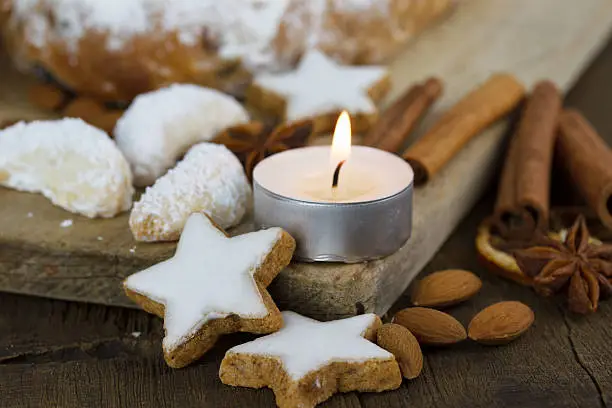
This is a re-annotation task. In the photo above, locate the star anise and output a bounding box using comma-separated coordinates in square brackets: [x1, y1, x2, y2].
[514, 215, 612, 314]
[213, 119, 314, 181]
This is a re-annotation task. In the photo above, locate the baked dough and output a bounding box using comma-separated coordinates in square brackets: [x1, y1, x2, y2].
[0, 0, 455, 101]
[129, 143, 252, 242]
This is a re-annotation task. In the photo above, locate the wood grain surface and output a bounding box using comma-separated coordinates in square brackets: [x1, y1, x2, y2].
[1, 35, 612, 407]
[2, 0, 612, 321]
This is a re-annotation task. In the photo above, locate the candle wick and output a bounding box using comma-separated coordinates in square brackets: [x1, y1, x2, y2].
[332, 160, 346, 188]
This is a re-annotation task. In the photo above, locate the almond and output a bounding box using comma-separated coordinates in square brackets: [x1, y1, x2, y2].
[468, 301, 534, 345]
[411, 269, 482, 308]
[377, 323, 423, 379]
[393, 307, 466, 345]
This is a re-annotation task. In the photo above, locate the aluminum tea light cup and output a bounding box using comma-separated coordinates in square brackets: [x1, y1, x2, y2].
[252, 112, 414, 263]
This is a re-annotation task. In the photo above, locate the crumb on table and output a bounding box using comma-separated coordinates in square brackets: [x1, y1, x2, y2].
[60, 219, 73, 228]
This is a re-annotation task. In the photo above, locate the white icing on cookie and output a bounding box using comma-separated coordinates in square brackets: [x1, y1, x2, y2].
[254, 50, 387, 121]
[114, 84, 249, 186]
[124, 213, 283, 352]
[130, 143, 251, 241]
[225, 311, 394, 380]
[0, 119, 133, 218]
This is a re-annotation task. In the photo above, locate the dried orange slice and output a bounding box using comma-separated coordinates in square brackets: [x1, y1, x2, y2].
[475, 220, 533, 286]
[477, 213, 602, 287]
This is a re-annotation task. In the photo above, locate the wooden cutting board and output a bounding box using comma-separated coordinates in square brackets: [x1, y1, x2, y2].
[1, 0, 612, 320]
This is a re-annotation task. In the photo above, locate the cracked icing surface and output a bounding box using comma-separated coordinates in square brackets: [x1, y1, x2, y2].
[129, 143, 251, 241]
[0, 118, 133, 218]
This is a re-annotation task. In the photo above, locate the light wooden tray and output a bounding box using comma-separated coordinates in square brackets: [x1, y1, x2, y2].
[1, 0, 612, 320]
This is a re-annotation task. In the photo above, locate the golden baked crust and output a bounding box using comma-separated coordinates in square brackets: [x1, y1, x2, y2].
[1, 0, 455, 101]
[221, 355, 401, 408]
[220, 314, 402, 408]
[284, 0, 455, 65]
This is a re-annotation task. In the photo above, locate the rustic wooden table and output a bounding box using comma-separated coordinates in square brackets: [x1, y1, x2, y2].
[2, 37, 612, 408]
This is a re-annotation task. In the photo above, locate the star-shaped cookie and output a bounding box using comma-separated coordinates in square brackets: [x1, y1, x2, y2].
[123, 213, 295, 368]
[246, 50, 390, 134]
[220, 311, 402, 408]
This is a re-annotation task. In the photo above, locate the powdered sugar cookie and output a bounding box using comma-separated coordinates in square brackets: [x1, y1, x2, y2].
[114, 84, 249, 186]
[0, 119, 133, 218]
[220, 311, 402, 408]
[124, 212, 296, 368]
[3, 0, 454, 100]
[130, 143, 251, 242]
[246, 50, 390, 135]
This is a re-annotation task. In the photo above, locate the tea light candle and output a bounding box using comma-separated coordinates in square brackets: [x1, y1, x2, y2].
[253, 112, 414, 262]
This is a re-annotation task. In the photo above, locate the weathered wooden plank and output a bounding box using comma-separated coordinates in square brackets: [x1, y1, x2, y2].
[0, 200, 609, 408]
[2, 0, 612, 321]
[0, 294, 159, 363]
[371, 197, 608, 408]
[549, 47, 612, 408]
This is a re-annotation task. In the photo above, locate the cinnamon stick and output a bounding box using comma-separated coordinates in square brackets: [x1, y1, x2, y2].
[492, 81, 562, 240]
[363, 77, 443, 152]
[557, 109, 612, 230]
[402, 73, 525, 185]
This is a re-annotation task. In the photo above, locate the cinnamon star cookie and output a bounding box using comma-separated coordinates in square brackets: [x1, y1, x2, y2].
[246, 50, 390, 134]
[123, 213, 295, 368]
[220, 311, 402, 408]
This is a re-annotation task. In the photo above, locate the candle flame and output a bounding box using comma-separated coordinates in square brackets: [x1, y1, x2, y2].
[330, 111, 352, 165]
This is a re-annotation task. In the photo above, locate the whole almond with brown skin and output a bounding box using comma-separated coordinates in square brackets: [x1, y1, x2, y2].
[393, 307, 466, 345]
[377, 323, 423, 379]
[468, 301, 534, 345]
[412, 269, 482, 308]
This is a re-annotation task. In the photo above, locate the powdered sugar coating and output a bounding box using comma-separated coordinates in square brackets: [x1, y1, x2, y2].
[114, 84, 249, 186]
[254, 50, 387, 121]
[329, 0, 388, 11]
[0, 119, 133, 218]
[225, 311, 394, 380]
[9, 0, 293, 71]
[125, 213, 283, 351]
[7, 0, 423, 73]
[130, 143, 251, 242]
